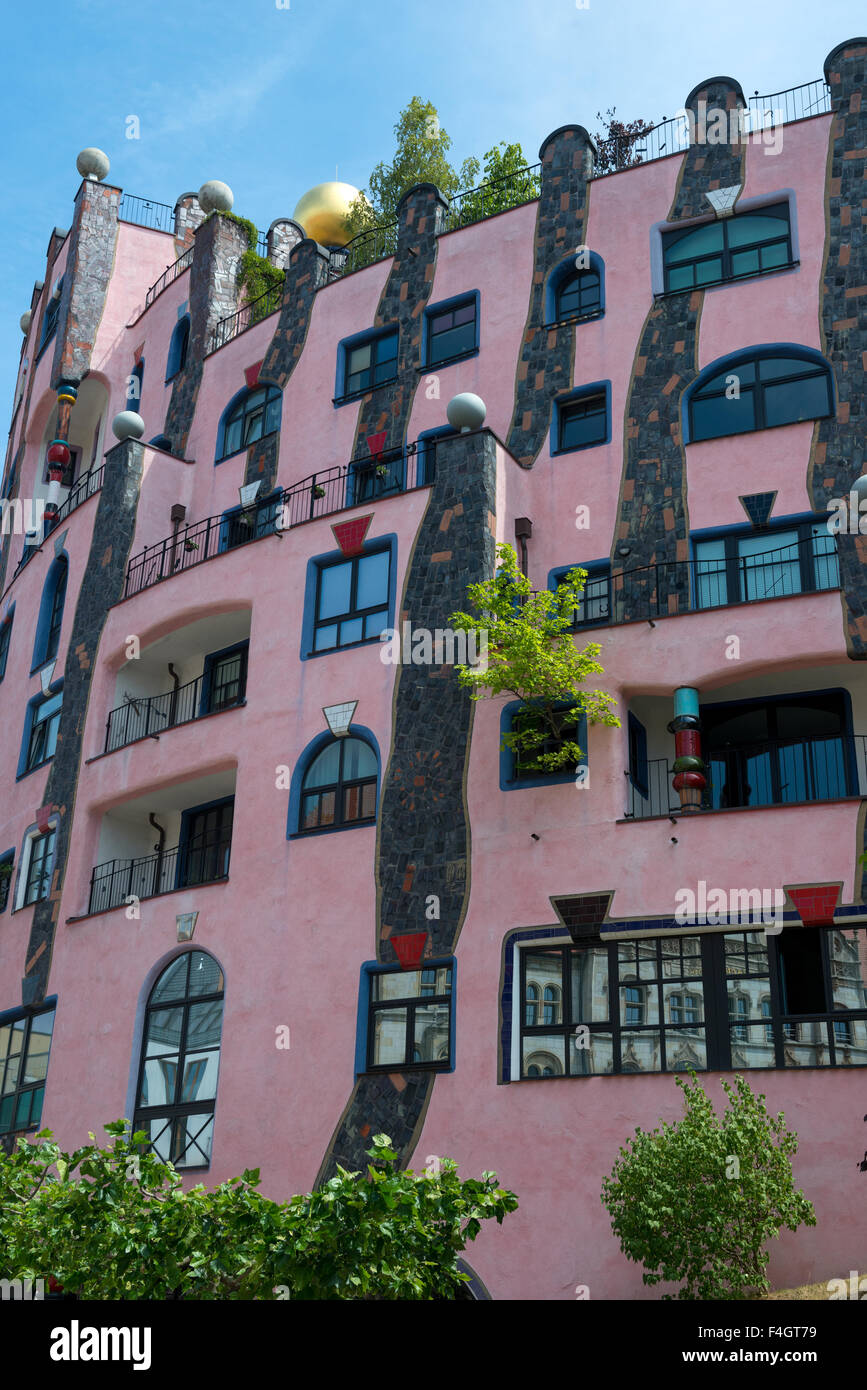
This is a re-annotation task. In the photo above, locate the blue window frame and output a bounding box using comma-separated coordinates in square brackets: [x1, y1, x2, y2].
[176, 797, 234, 890]
[38, 282, 62, 356]
[545, 252, 605, 326]
[415, 426, 455, 488]
[199, 642, 248, 716]
[693, 517, 839, 610]
[218, 492, 282, 552]
[23, 829, 55, 906]
[149, 435, 173, 452]
[0, 1003, 56, 1136]
[0, 850, 14, 914]
[550, 561, 612, 628]
[663, 202, 792, 293]
[336, 327, 399, 402]
[552, 383, 611, 455]
[216, 385, 282, 462]
[306, 545, 393, 655]
[126, 361, 143, 413]
[0, 613, 12, 681]
[685, 348, 833, 444]
[297, 735, 378, 833]
[627, 712, 648, 798]
[499, 699, 588, 790]
[24, 689, 62, 773]
[166, 316, 190, 381]
[422, 292, 480, 369]
[32, 554, 68, 670]
[355, 958, 456, 1076]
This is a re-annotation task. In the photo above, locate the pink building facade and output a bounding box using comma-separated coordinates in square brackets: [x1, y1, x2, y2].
[1, 38, 866, 1299]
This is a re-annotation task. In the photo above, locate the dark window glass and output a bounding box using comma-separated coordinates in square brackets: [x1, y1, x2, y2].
[313, 549, 390, 652]
[558, 393, 607, 451]
[555, 270, 601, 321]
[345, 330, 398, 396]
[44, 559, 67, 663]
[663, 203, 791, 293]
[205, 646, 247, 713]
[180, 801, 233, 888]
[512, 708, 580, 781]
[126, 362, 144, 413]
[26, 691, 62, 771]
[694, 521, 839, 611]
[299, 736, 377, 833]
[557, 568, 611, 627]
[134, 951, 224, 1169]
[427, 299, 476, 366]
[0, 1007, 55, 1136]
[367, 965, 452, 1070]
[218, 386, 282, 461]
[39, 283, 63, 351]
[689, 353, 832, 443]
[220, 493, 282, 552]
[349, 448, 405, 504]
[167, 318, 190, 380]
[0, 618, 11, 681]
[24, 830, 55, 906]
[0, 855, 13, 913]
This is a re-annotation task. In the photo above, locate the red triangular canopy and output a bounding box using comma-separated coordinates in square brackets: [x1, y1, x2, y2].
[332, 515, 373, 557]
[786, 883, 841, 927]
[366, 431, 387, 459]
[244, 360, 264, 390]
[391, 933, 428, 970]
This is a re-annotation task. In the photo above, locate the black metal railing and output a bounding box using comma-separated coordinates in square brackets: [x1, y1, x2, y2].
[11, 469, 104, 579]
[747, 79, 831, 127]
[627, 732, 867, 820]
[104, 669, 246, 753]
[145, 248, 193, 308]
[123, 439, 432, 598]
[328, 222, 399, 280]
[444, 164, 542, 233]
[208, 281, 284, 353]
[88, 830, 232, 915]
[118, 194, 175, 233]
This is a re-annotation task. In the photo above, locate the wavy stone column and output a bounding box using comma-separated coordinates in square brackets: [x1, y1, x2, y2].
[610, 78, 747, 620]
[22, 439, 145, 1005]
[51, 179, 120, 391]
[506, 126, 594, 468]
[350, 183, 449, 459]
[810, 39, 867, 660]
[317, 428, 497, 1182]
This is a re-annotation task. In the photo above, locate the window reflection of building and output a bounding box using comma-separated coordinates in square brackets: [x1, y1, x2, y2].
[369, 966, 452, 1070]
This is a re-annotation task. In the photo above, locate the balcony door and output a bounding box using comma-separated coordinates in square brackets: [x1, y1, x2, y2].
[702, 692, 852, 810]
[178, 798, 234, 888]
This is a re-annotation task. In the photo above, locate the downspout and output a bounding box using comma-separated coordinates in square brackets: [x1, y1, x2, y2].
[167, 663, 181, 728]
[149, 813, 166, 896]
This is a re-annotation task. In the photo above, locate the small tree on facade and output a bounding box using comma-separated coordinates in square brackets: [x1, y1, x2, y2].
[449, 543, 619, 775]
[600, 1072, 817, 1300]
[593, 107, 654, 175]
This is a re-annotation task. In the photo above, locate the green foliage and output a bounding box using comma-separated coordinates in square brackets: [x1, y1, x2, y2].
[0, 1122, 517, 1300]
[449, 543, 619, 774]
[452, 142, 537, 225]
[600, 1072, 817, 1300]
[592, 108, 655, 175]
[207, 211, 285, 321]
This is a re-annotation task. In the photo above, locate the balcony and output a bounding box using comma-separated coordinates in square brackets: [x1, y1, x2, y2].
[104, 663, 246, 753]
[88, 829, 232, 915]
[123, 440, 432, 600]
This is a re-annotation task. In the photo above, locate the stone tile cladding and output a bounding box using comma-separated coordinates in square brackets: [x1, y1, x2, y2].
[610, 80, 746, 620]
[51, 181, 121, 390]
[317, 429, 497, 1181]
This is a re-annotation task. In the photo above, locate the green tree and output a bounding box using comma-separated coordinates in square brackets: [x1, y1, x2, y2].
[0, 1123, 517, 1300]
[450, 141, 537, 228]
[449, 542, 619, 775]
[600, 1072, 816, 1300]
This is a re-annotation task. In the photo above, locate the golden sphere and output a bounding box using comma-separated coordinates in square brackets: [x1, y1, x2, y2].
[292, 182, 365, 247]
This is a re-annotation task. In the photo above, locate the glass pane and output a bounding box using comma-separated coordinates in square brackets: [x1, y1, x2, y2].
[738, 529, 800, 601]
[664, 983, 705, 1024]
[691, 390, 756, 441]
[243, 411, 264, 445]
[775, 1022, 832, 1068]
[349, 343, 371, 373]
[430, 322, 475, 362]
[560, 399, 606, 450]
[14, 1091, 33, 1129]
[145, 1007, 183, 1055]
[374, 972, 421, 1001]
[763, 374, 830, 428]
[620, 1029, 661, 1073]
[522, 1034, 566, 1077]
[305, 742, 341, 788]
[364, 608, 389, 639]
[318, 562, 352, 620]
[264, 397, 282, 434]
[343, 783, 371, 821]
[140, 1056, 178, 1106]
[377, 332, 398, 362]
[356, 551, 389, 609]
[224, 419, 242, 456]
[728, 212, 789, 247]
[372, 1009, 407, 1065]
[665, 223, 724, 263]
[453, 303, 476, 326]
[36, 693, 62, 723]
[187, 1000, 223, 1051]
[0, 1026, 9, 1063]
[731, 248, 760, 277]
[23, 1016, 53, 1084]
[339, 617, 363, 646]
[830, 930, 867, 1010]
[174, 1113, 214, 1168]
[834, 1018, 867, 1064]
[180, 1052, 219, 1102]
[342, 738, 377, 779]
[189, 952, 223, 996]
[620, 984, 659, 1025]
[361, 781, 377, 818]
[667, 264, 693, 291]
[2, 1055, 21, 1095]
[665, 1031, 707, 1070]
[695, 257, 723, 285]
[152, 956, 189, 1003]
[413, 1005, 450, 1062]
[570, 1031, 614, 1075]
[760, 241, 789, 269]
[726, 982, 766, 1022]
[314, 623, 338, 651]
[694, 538, 727, 608]
[568, 948, 609, 1022]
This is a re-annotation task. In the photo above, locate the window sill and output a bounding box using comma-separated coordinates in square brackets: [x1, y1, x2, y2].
[544, 310, 604, 329]
[362, 1063, 451, 1076]
[416, 348, 479, 373]
[333, 377, 399, 406]
[551, 437, 609, 457]
[305, 634, 387, 660]
[215, 427, 279, 466]
[289, 819, 376, 840]
[16, 759, 54, 782]
[657, 260, 800, 299]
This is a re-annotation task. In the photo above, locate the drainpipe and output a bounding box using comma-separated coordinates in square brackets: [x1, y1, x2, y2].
[167, 663, 181, 728]
[149, 813, 166, 896]
[515, 517, 533, 577]
[169, 503, 186, 573]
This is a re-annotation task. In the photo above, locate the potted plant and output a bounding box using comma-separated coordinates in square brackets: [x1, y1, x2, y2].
[313, 484, 325, 499]
[183, 538, 199, 552]
[375, 463, 388, 480]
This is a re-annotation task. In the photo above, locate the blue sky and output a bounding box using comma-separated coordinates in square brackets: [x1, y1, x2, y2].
[2, 0, 864, 406]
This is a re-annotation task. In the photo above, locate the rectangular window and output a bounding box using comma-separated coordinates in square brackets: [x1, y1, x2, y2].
[39, 283, 63, 352]
[26, 692, 62, 772]
[203, 644, 248, 714]
[557, 392, 608, 452]
[694, 522, 839, 611]
[0, 853, 13, 913]
[557, 566, 611, 628]
[313, 549, 390, 652]
[662, 203, 792, 293]
[344, 330, 398, 397]
[179, 799, 233, 889]
[0, 619, 11, 681]
[367, 965, 453, 1070]
[512, 707, 580, 781]
[24, 830, 55, 906]
[220, 494, 281, 553]
[627, 712, 648, 798]
[426, 298, 477, 367]
[348, 447, 405, 505]
[0, 1006, 56, 1136]
[519, 927, 867, 1076]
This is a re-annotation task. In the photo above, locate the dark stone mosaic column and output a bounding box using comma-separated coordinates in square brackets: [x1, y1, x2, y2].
[810, 39, 867, 660]
[22, 439, 145, 1005]
[611, 78, 747, 620]
[350, 183, 449, 459]
[51, 180, 120, 391]
[317, 428, 498, 1182]
[505, 126, 594, 468]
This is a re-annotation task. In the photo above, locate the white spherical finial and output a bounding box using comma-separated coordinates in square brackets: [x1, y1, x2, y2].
[198, 180, 234, 215]
[20, 311, 31, 334]
[447, 392, 486, 433]
[852, 474, 867, 503]
[76, 148, 110, 182]
[112, 411, 145, 442]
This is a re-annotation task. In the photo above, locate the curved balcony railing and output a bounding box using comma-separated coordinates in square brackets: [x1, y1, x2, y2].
[11, 468, 104, 580]
[88, 831, 232, 915]
[145, 247, 193, 309]
[103, 668, 246, 753]
[207, 281, 284, 354]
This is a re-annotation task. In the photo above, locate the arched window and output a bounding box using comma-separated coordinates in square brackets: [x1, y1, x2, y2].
[525, 982, 540, 1027]
[686, 348, 833, 444]
[216, 384, 282, 462]
[32, 555, 68, 669]
[298, 735, 377, 832]
[166, 317, 190, 381]
[134, 950, 224, 1169]
[663, 202, 792, 293]
[526, 1052, 563, 1077]
[149, 435, 173, 453]
[542, 984, 562, 1025]
[555, 269, 602, 321]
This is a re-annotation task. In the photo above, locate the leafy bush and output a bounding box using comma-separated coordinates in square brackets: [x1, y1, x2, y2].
[0, 1123, 517, 1300]
[600, 1072, 816, 1299]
